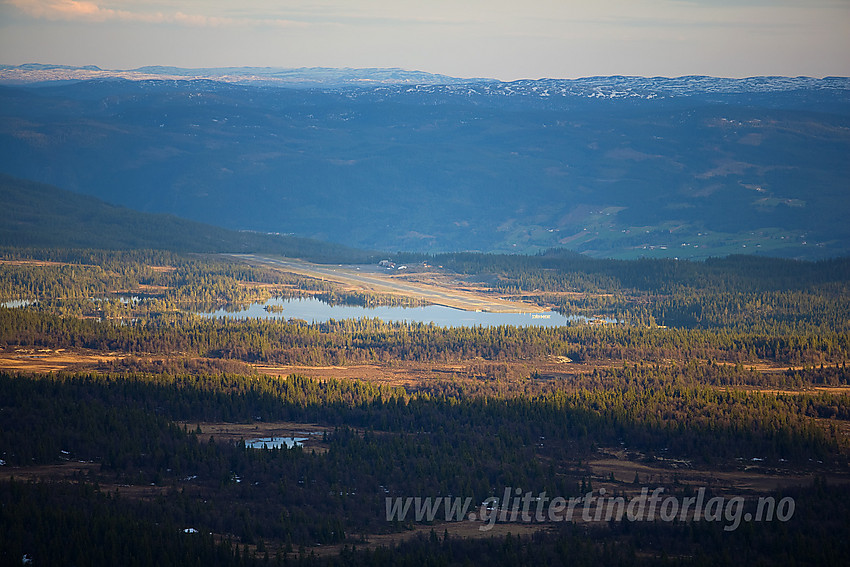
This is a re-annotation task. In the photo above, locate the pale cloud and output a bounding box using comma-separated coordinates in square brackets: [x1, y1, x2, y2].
[5, 0, 484, 28]
[5, 0, 161, 22]
[8, 0, 832, 33]
[3, 0, 307, 27]
[1, 0, 847, 78]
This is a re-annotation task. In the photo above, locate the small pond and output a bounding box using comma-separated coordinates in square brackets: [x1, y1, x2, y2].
[244, 436, 308, 449]
[1, 300, 35, 308]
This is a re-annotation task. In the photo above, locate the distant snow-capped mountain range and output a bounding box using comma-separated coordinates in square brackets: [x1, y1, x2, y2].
[393, 75, 850, 101]
[1, 64, 847, 100]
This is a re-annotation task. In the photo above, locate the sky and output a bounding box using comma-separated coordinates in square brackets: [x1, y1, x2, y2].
[1, 0, 848, 80]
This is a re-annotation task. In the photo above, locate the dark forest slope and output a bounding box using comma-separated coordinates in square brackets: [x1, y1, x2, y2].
[0, 174, 374, 262]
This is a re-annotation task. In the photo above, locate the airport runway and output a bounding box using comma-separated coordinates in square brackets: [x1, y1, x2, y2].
[230, 254, 546, 313]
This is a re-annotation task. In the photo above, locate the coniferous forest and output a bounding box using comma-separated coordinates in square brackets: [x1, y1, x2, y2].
[1, 245, 849, 565]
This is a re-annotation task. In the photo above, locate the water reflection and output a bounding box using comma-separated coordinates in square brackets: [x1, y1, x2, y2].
[245, 436, 307, 449]
[197, 297, 598, 328]
[0, 300, 34, 308]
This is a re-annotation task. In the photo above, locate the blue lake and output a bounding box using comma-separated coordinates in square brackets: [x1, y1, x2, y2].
[198, 297, 585, 328]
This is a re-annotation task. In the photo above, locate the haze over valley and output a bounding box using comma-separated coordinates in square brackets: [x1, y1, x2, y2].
[2, 65, 848, 259]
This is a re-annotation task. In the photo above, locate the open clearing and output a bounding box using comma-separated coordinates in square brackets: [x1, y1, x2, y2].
[0, 347, 121, 373]
[586, 455, 849, 495]
[4, 347, 849, 398]
[177, 420, 329, 453]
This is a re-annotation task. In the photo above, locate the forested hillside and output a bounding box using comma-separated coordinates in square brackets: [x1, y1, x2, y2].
[1, 243, 849, 564]
[1, 74, 848, 257]
[0, 174, 375, 262]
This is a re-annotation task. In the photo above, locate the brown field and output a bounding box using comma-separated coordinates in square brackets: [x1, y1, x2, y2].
[0, 461, 100, 483]
[0, 345, 599, 387]
[253, 357, 607, 389]
[4, 347, 849, 399]
[585, 454, 846, 495]
[0, 259, 93, 268]
[300, 521, 550, 558]
[0, 461, 180, 502]
[0, 347, 122, 373]
[736, 385, 850, 396]
[714, 360, 807, 373]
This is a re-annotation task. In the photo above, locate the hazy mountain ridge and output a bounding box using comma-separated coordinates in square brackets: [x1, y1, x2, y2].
[0, 64, 491, 88]
[2, 64, 847, 95]
[1, 67, 848, 258]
